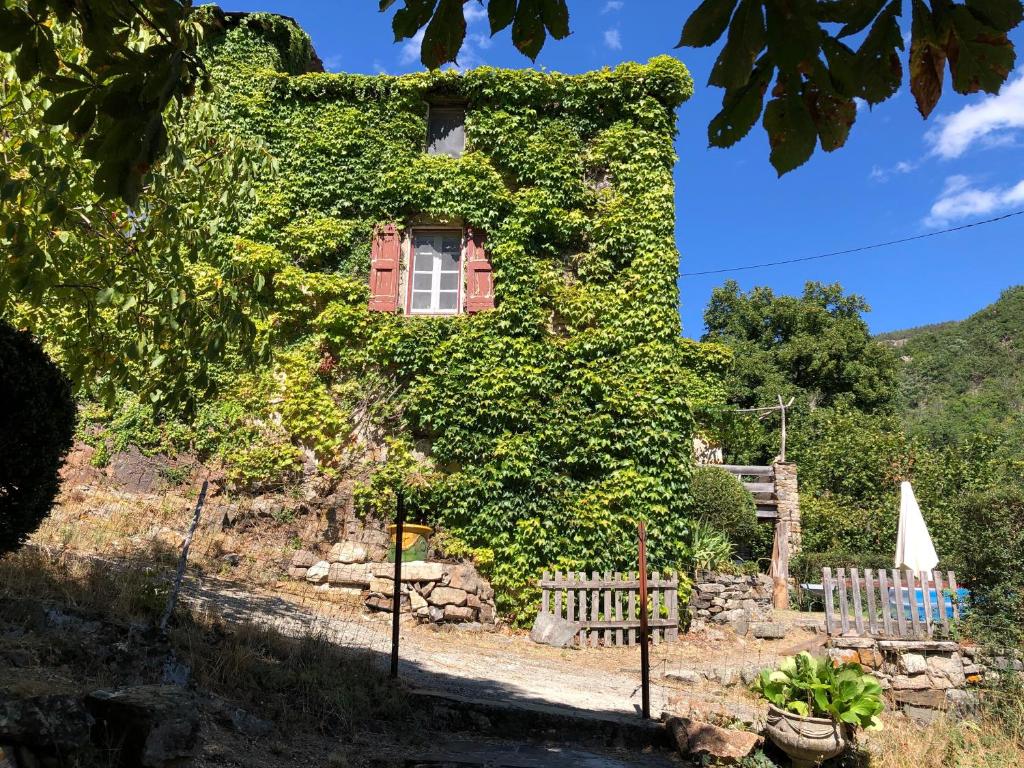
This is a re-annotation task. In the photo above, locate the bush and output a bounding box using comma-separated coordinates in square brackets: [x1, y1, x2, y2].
[790, 549, 892, 586]
[0, 323, 76, 554]
[690, 465, 758, 550]
[958, 486, 1024, 646]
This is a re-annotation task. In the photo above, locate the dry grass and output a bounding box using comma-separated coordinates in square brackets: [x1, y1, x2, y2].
[862, 693, 1024, 768]
[0, 547, 407, 737]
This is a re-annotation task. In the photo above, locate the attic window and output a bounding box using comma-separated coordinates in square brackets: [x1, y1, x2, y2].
[426, 106, 465, 157]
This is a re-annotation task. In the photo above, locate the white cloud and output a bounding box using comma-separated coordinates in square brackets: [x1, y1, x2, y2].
[924, 174, 1024, 227]
[603, 28, 622, 50]
[603, 0, 624, 12]
[927, 68, 1024, 159]
[463, 2, 487, 25]
[322, 53, 343, 73]
[399, 28, 425, 65]
[854, 97, 868, 113]
[869, 159, 918, 182]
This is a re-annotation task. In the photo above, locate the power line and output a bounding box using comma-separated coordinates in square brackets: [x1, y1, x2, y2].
[679, 209, 1024, 277]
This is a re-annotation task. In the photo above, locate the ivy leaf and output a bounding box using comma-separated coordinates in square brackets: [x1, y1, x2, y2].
[966, 0, 1024, 32]
[909, 0, 947, 118]
[540, 0, 570, 40]
[708, 61, 772, 148]
[420, 0, 465, 67]
[512, 0, 546, 61]
[946, 5, 1016, 95]
[708, 0, 765, 90]
[763, 86, 817, 175]
[488, 0, 517, 34]
[677, 0, 738, 48]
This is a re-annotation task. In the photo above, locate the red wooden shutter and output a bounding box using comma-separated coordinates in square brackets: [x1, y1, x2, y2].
[368, 223, 400, 312]
[464, 227, 494, 313]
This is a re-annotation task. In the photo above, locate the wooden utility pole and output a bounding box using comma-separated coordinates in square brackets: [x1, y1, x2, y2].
[637, 521, 650, 720]
[735, 396, 794, 462]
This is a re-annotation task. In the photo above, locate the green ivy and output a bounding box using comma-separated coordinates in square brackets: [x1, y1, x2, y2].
[88, 15, 731, 620]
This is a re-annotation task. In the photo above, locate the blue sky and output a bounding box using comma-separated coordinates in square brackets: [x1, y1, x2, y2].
[243, 1, 1024, 338]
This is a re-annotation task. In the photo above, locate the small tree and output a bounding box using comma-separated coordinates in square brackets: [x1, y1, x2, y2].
[690, 465, 759, 554]
[0, 323, 76, 554]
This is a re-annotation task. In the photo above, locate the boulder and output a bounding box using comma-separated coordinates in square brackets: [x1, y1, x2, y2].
[290, 550, 317, 568]
[901, 653, 928, 674]
[446, 564, 483, 594]
[529, 612, 581, 648]
[751, 622, 786, 640]
[328, 541, 368, 564]
[287, 566, 308, 580]
[328, 563, 373, 587]
[891, 675, 931, 690]
[444, 605, 476, 622]
[0, 695, 93, 751]
[697, 583, 726, 594]
[478, 605, 496, 624]
[86, 685, 200, 768]
[373, 561, 444, 582]
[427, 586, 468, 607]
[410, 591, 428, 611]
[666, 716, 761, 764]
[305, 560, 330, 584]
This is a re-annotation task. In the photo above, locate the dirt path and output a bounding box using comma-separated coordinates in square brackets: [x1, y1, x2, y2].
[182, 575, 819, 724]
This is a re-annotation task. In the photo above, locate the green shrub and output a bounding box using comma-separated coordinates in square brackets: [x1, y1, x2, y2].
[0, 323, 76, 554]
[790, 549, 892, 586]
[690, 465, 758, 549]
[958, 486, 1024, 647]
[682, 520, 734, 572]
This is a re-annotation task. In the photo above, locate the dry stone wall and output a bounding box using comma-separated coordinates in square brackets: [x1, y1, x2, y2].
[689, 572, 774, 635]
[287, 545, 496, 625]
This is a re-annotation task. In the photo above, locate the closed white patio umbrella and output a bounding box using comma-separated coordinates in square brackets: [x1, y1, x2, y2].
[895, 481, 939, 574]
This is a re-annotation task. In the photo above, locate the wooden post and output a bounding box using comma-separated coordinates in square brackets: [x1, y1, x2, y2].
[160, 480, 208, 635]
[778, 394, 787, 462]
[390, 490, 405, 680]
[638, 522, 650, 720]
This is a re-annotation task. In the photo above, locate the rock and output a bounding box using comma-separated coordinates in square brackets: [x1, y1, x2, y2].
[751, 622, 786, 640]
[373, 561, 444, 582]
[428, 606, 444, 622]
[427, 586, 468, 607]
[409, 591, 428, 611]
[0, 695, 93, 750]
[928, 655, 966, 687]
[478, 605, 496, 624]
[665, 670, 700, 684]
[365, 595, 393, 612]
[328, 562, 374, 587]
[529, 612, 582, 647]
[86, 685, 200, 767]
[369, 577, 396, 596]
[858, 649, 884, 669]
[220, 552, 241, 567]
[305, 560, 330, 584]
[444, 605, 476, 622]
[891, 689, 946, 708]
[945, 688, 978, 715]
[287, 566, 308, 580]
[891, 675, 931, 690]
[291, 550, 317, 568]
[418, 582, 435, 598]
[446, 564, 483, 594]
[901, 653, 928, 674]
[903, 704, 941, 726]
[697, 583, 726, 594]
[328, 541, 368, 564]
[466, 593, 482, 609]
[666, 716, 761, 764]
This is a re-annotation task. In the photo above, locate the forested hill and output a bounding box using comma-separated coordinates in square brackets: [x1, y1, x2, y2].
[878, 286, 1024, 446]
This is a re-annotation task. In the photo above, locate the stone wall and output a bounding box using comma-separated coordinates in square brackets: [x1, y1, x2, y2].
[828, 637, 983, 723]
[288, 545, 496, 625]
[689, 572, 774, 635]
[772, 461, 801, 556]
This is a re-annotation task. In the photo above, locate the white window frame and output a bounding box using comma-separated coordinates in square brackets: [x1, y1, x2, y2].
[406, 228, 464, 316]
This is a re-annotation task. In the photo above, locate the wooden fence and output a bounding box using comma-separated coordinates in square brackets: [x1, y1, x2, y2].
[537, 571, 679, 646]
[822, 567, 961, 639]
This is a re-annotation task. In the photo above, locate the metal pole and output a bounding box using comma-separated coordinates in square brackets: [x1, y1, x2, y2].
[390, 490, 405, 680]
[637, 521, 650, 720]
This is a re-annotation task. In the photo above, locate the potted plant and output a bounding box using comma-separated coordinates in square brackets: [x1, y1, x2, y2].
[753, 652, 883, 768]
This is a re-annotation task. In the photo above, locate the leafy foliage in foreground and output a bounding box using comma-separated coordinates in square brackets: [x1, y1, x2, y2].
[753, 651, 884, 729]
[380, 0, 1023, 174]
[0, 322, 75, 554]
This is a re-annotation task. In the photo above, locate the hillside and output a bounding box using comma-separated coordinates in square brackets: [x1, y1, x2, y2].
[880, 286, 1024, 446]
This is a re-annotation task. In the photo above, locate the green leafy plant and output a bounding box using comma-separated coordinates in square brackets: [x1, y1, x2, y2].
[752, 652, 884, 730]
[683, 520, 735, 572]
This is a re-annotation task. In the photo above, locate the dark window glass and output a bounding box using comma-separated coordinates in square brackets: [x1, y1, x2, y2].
[427, 107, 465, 157]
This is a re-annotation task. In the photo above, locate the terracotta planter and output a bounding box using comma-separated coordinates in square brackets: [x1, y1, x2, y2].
[765, 704, 848, 768]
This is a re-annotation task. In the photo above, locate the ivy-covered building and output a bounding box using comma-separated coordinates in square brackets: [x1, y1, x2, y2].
[200, 14, 730, 615]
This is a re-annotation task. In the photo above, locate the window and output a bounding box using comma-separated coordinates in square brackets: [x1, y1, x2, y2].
[426, 106, 465, 157]
[408, 230, 462, 314]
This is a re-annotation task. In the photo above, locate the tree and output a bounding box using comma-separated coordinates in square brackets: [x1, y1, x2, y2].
[701, 280, 899, 462]
[1, 1, 1021, 200]
[1, 33, 268, 409]
[0, 322, 76, 554]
